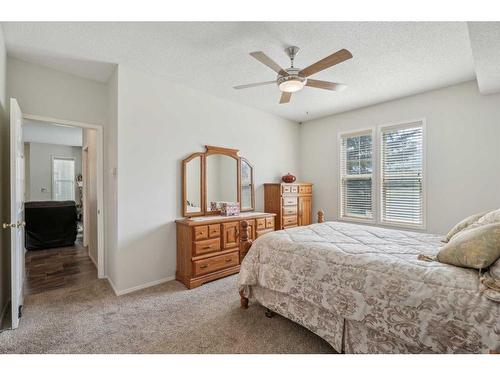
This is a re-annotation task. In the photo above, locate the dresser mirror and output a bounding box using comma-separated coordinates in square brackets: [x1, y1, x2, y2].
[206, 154, 238, 211]
[182, 146, 254, 217]
[240, 158, 254, 211]
[183, 154, 203, 215]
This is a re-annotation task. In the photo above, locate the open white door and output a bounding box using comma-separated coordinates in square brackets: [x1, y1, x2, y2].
[10, 98, 25, 329]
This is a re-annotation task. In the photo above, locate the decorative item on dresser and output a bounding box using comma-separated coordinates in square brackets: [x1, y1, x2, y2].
[264, 182, 313, 230]
[176, 145, 276, 289]
[281, 173, 296, 183]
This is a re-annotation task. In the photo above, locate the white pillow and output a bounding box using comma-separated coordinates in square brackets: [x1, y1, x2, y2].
[476, 208, 500, 226]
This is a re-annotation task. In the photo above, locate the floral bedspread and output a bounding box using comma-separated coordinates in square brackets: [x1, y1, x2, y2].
[238, 221, 500, 353]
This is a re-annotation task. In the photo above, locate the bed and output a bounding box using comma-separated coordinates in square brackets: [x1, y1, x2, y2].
[238, 219, 500, 353]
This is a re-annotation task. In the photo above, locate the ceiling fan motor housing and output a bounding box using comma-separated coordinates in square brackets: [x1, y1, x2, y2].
[277, 68, 307, 92]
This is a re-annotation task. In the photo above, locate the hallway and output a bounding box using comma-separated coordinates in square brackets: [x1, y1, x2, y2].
[25, 243, 96, 295]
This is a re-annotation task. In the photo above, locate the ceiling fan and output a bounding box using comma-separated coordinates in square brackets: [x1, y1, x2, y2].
[234, 46, 353, 104]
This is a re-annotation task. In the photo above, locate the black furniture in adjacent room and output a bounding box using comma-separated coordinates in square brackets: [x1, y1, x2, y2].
[25, 201, 78, 250]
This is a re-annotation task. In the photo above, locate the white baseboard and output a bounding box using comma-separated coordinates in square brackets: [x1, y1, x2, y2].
[106, 275, 176, 296]
[105, 276, 119, 295]
[88, 251, 97, 268]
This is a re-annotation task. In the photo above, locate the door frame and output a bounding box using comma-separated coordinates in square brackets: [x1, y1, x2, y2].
[23, 113, 106, 278]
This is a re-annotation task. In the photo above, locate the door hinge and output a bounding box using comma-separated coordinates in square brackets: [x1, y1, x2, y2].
[18, 305, 23, 319]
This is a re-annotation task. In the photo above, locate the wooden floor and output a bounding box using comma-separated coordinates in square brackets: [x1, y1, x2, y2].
[25, 243, 97, 295]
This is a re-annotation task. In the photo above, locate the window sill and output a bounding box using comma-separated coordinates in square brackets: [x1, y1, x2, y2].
[379, 220, 426, 231]
[338, 216, 375, 225]
[338, 217, 426, 232]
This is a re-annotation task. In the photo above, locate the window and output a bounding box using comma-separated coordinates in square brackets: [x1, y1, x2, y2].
[339, 131, 373, 220]
[380, 122, 424, 227]
[338, 120, 425, 229]
[52, 157, 75, 201]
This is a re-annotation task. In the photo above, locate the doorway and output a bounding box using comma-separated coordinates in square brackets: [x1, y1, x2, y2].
[23, 114, 105, 279]
[23, 120, 97, 295]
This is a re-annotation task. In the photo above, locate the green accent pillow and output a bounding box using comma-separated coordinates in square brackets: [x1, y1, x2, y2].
[443, 211, 490, 243]
[437, 223, 500, 270]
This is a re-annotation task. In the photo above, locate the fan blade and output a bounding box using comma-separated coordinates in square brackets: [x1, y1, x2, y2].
[279, 92, 292, 104]
[306, 79, 347, 91]
[250, 51, 288, 76]
[233, 80, 276, 90]
[299, 49, 353, 77]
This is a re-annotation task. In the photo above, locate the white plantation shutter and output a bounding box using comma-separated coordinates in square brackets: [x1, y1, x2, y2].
[380, 122, 424, 226]
[340, 131, 373, 220]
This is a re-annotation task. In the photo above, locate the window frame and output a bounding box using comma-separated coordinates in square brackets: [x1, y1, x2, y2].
[377, 118, 427, 230]
[51, 155, 76, 201]
[337, 119, 427, 230]
[337, 127, 376, 224]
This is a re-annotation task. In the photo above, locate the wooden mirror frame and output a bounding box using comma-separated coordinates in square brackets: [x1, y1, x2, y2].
[181, 145, 255, 217]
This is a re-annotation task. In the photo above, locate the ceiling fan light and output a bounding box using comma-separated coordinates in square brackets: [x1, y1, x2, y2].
[279, 78, 306, 93]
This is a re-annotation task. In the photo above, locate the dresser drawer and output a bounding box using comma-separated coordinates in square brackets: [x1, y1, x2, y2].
[193, 226, 208, 241]
[282, 185, 298, 194]
[299, 185, 312, 194]
[265, 217, 274, 229]
[208, 224, 220, 238]
[256, 218, 266, 230]
[193, 251, 239, 276]
[282, 197, 297, 206]
[283, 206, 297, 216]
[193, 238, 221, 256]
[283, 215, 298, 226]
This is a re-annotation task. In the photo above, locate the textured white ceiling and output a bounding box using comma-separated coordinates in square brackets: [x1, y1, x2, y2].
[3, 22, 476, 122]
[468, 22, 500, 95]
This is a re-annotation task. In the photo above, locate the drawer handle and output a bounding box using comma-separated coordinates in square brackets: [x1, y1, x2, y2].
[203, 245, 212, 249]
[200, 264, 208, 269]
[225, 258, 232, 262]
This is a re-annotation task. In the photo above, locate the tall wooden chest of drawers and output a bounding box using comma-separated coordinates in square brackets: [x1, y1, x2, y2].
[264, 183, 313, 230]
[175, 212, 276, 289]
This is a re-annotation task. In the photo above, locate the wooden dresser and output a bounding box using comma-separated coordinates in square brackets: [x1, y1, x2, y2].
[175, 212, 276, 289]
[264, 183, 313, 230]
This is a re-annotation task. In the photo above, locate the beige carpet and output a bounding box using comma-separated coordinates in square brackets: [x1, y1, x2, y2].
[0, 275, 334, 353]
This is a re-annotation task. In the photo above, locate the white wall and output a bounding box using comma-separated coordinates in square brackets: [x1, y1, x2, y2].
[7, 58, 107, 125]
[299, 80, 500, 235]
[83, 129, 98, 264]
[0, 24, 10, 328]
[24, 142, 82, 203]
[114, 65, 300, 292]
[23, 120, 83, 146]
[105, 67, 119, 289]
